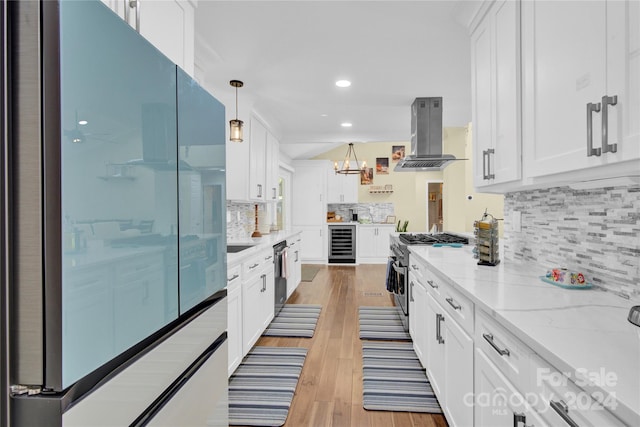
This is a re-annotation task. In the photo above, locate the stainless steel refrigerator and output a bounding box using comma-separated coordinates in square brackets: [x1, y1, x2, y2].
[4, 1, 228, 425]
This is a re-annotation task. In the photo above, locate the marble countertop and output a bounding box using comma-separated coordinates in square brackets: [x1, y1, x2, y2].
[226, 230, 301, 265]
[409, 245, 640, 426]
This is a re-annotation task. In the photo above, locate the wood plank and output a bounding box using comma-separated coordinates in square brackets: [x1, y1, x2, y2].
[262, 264, 450, 427]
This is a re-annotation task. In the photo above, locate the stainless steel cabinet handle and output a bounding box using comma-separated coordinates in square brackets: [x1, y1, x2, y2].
[260, 274, 266, 292]
[227, 274, 239, 282]
[427, 280, 438, 289]
[587, 102, 602, 157]
[295, 251, 299, 262]
[272, 188, 277, 200]
[249, 263, 259, 269]
[601, 95, 618, 154]
[487, 148, 495, 179]
[125, 0, 140, 32]
[482, 149, 488, 180]
[446, 297, 461, 310]
[265, 255, 273, 261]
[550, 400, 579, 427]
[483, 333, 510, 356]
[409, 282, 414, 302]
[257, 184, 262, 198]
[411, 264, 417, 270]
[436, 313, 445, 344]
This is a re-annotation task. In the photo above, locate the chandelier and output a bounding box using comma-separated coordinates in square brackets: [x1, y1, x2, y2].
[334, 143, 366, 175]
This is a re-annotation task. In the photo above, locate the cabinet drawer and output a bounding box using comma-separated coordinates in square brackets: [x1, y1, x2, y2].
[530, 354, 625, 427]
[226, 264, 241, 285]
[476, 310, 533, 393]
[440, 278, 474, 335]
[422, 268, 443, 299]
[408, 256, 426, 281]
[242, 249, 272, 279]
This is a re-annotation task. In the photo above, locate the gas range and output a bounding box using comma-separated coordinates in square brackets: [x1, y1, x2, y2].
[391, 232, 469, 265]
[398, 232, 469, 246]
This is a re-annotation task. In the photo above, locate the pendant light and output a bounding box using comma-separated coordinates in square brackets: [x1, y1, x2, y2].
[334, 143, 367, 174]
[229, 80, 244, 142]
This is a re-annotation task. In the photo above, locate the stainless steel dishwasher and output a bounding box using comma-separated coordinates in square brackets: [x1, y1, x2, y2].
[273, 240, 288, 315]
[328, 224, 356, 264]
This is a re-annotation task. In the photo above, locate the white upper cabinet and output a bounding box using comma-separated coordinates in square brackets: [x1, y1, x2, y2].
[100, 0, 195, 75]
[521, 0, 640, 180]
[471, 0, 521, 188]
[327, 168, 358, 203]
[249, 118, 267, 201]
[266, 131, 280, 202]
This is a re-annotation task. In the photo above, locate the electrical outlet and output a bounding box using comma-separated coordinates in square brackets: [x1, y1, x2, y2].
[513, 210, 522, 232]
[226, 211, 231, 223]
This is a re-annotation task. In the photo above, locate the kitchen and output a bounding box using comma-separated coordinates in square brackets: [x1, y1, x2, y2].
[2, 1, 639, 427]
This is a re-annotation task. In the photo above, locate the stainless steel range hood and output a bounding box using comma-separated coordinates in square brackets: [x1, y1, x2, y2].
[394, 97, 464, 171]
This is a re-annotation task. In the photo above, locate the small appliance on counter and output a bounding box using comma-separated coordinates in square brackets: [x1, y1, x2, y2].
[473, 211, 500, 266]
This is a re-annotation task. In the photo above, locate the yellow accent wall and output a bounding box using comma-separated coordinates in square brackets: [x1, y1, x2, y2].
[313, 125, 504, 234]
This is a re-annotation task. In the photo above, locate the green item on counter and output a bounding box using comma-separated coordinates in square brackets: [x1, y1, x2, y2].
[396, 220, 409, 232]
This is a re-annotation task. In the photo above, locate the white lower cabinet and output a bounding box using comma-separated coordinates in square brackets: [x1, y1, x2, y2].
[425, 292, 446, 400]
[409, 272, 428, 367]
[297, 225, 326, 262]
[530, 354, 626, 427]
[241, 249, 275, 355]
[475, 348, 547, 427]
[442, 310, 474, 427]
[357, 224, 395, 263]
[226, 264, 242, 376]
[286, 235, 302, 299]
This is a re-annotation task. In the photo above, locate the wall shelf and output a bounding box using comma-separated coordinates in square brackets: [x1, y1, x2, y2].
[368, 189, 394, 194]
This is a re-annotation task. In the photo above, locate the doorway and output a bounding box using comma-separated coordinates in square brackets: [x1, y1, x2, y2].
[426, 181, 443, 232]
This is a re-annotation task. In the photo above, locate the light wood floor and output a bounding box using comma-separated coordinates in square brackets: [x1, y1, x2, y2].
[249, 264, 449, 427]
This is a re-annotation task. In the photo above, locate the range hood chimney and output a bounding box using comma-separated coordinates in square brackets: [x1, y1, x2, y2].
[394, 97, 463, 171]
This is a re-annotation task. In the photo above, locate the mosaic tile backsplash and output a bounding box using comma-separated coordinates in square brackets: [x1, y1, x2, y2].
[327, 203, 395, 224]
[503, 185, 640, 299]
[227, 201, 263, 241]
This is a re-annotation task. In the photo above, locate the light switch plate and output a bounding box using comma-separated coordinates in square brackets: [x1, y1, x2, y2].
[513, 210, 522, 232]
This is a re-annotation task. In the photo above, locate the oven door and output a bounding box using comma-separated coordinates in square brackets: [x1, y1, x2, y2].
[391, 260, 407, 311]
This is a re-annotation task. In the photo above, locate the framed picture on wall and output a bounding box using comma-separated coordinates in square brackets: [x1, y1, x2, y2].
[391, 145, 405, 161]
[376, 157, 389, 174]
[360, 167, 373, 185]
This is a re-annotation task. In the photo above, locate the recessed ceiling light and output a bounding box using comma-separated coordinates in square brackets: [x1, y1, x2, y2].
[78, 120, 88, 125]
[335, 80, 351, 88]
[321, 114, 328, 117]
[341, 122, 352, 127]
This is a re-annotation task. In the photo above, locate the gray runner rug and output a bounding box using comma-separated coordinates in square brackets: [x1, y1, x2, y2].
[262, 304, 322, 338]
[229, 346, 308, 426]
[358, 306, 411, 341]
[362, 341, 443, 413]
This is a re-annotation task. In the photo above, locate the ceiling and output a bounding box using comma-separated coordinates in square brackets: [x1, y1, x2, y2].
[194, 1, 475, 159]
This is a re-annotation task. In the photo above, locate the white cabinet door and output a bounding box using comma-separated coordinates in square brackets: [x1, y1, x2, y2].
[249, 118, 267, 201]
[442, 308, 474, 427]
[292, 161, 327, 225]
[425, 292, 446, 399]
[375, 225, 394, 256]
[408, 273, 418, 347]
[297, 226, 326, 262]
[411, 276, 428, 368]
[604, 0, 640, 164]
[242, 272, 264, 355]
[138, 0, 194, 75]
[226, 279, 242, 377]
[261, 267, 275, 330]
[522, 0, 607, 178]
[103, 0, 195, 75]
[472, 0, 521, 188]
[327, 168, 358, 203]
[266, 132, 280, 202]
[475, 349, 547, 427]
[357, 226, 377, 259]
[286, 237, 301, 298]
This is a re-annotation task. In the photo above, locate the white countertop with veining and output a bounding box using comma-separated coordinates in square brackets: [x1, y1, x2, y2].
[226, 230, 301, 266]
[409, 245, 640, 426]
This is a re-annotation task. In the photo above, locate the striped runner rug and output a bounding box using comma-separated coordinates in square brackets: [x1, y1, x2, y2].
[262, 304, 322, 338]
[358, 306, 411, 341]
[362, 341, 443, 413]
[229, 346, 308, 426]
